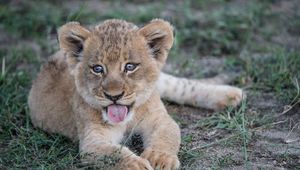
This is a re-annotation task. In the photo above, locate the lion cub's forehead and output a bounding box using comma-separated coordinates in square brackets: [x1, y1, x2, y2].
[95, 19, 138, 35]
[85, 20, 141, 62]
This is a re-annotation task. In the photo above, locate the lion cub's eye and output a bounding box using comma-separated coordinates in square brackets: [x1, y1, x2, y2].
[91, 65, 104, 74]
[124, 63, 139, 72]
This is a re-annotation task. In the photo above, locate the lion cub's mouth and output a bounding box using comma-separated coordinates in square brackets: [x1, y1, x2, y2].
[106, 104, 130, 123]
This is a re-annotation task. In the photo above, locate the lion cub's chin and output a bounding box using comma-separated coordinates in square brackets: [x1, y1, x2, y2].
[102, 105, 135, 125]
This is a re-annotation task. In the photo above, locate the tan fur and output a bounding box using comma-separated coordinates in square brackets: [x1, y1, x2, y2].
[28, 19, 243, 170]
[157, 73, 243, 110]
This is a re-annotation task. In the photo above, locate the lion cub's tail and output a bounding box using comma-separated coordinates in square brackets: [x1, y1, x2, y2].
[156, 72, 243, 110]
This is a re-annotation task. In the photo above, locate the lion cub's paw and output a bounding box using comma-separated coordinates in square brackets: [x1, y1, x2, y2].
[120, 155, 153, 170]
[141, 149, 180, 170]
[214, 86, 244, 110]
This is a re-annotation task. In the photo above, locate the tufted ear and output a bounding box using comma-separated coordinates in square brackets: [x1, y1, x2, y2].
[139, 19, 174, 68]
[58, 22, 91, 58]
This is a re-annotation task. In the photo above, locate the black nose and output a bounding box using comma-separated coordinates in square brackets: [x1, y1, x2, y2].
[104, 91, 124, 102]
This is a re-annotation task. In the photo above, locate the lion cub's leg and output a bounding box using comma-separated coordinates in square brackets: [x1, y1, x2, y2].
[134, 94, 181, 170]
[74, 96, 153, 170]
[157, 72, 243, 110]
[78, 124, 153, 170]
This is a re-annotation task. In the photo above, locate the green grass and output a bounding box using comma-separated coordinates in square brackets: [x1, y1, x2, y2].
[0, 0, 299, 169]
[211, 153, 237, 170]
[244, 49, 300, 102]
[0, 0, 100, 38]
[179, 136, 203, 169]
[196, 100, 251, 165]
[0, 48, 79, 168]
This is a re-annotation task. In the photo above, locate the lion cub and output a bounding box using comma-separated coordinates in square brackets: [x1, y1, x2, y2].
[28, 19, 242, 170]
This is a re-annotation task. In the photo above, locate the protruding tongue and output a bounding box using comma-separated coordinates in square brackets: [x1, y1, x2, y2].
[107, 104, 128, 123]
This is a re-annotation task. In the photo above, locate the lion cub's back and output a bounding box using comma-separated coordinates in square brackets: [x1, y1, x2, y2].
[28, 51, 77, 140]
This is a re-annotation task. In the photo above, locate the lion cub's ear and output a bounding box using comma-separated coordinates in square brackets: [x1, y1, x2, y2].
[58, 22, 91, 58]
[139, 19, 174, 68]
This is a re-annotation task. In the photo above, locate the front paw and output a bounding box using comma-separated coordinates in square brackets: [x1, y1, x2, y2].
[141, 149, 180, 170]
[120, 155, 153, 170]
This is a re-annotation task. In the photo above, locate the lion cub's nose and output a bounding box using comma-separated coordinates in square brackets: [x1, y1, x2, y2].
[103, 91, 124, 102]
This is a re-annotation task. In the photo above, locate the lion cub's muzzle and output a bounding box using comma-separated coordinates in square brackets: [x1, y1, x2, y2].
[103, 91, 124, 102]
[102, 91, 135, 124]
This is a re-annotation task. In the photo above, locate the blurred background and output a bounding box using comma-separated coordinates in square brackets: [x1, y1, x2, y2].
[0, 0, 299, 169]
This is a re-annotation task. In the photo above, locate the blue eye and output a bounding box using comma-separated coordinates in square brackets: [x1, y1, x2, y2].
[92, 65, 104, 74]
[125, 63, 138, 72]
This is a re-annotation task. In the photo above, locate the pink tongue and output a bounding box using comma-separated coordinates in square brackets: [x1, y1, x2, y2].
[107, 105, 128, 123]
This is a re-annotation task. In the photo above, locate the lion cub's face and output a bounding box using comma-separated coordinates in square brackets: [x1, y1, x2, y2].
[58, 19, 173, 125]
